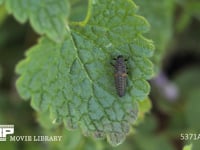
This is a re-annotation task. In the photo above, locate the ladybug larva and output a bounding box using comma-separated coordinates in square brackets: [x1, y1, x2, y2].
[112, 55, 128, 97]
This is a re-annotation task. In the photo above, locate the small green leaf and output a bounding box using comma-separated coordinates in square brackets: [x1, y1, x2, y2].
[4, 0, 69, 42]
[183, 144, 192, 150]
[16, 0, 154, 146]
[139, 98, 152, 114]
[136, 98, 152, 124]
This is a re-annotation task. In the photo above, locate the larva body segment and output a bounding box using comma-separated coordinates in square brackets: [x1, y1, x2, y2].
[113, 55, 128, 97]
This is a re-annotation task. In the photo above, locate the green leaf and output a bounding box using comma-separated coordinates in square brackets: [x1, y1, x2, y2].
[37, 111, 60, 130]
[55, 129, 104, 150]
[175, 12, 191, 32]
[183, 144, 192, 150]
[37, 112, 105, 150]
[135, 98, 152, 124]
[69, 0, 88, 22]
[186, 2, 200, 18]
[4, 0, 69, 42]
[175, 67, 200, 95]
[16, 0, 154, 146]
[192, 141, 200, 150]
[0, 5, 8, 25]
[176, 0, 200, 31]
[134, 134, 175, 150]
[177, 0, 200, 18]
[185, 89, 200, 132]
[134, 0, 174, 73]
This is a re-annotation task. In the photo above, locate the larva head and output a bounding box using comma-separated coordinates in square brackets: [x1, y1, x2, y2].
[116, 55, 125, 63]
[117, 55, 124, 59]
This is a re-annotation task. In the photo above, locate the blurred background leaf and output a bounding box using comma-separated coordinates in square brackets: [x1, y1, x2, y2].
[176, 0, 200, 32]
[134, 0, 175, 73]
